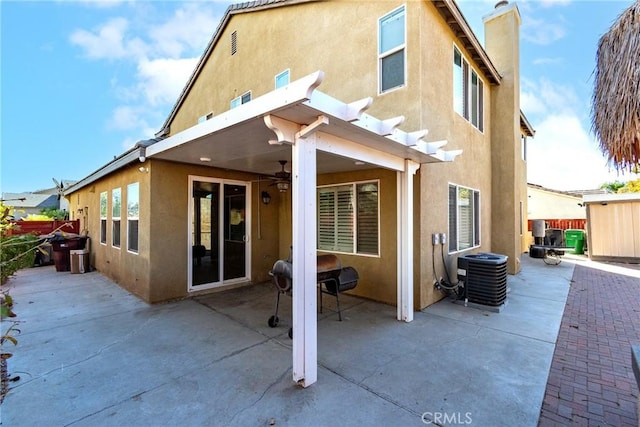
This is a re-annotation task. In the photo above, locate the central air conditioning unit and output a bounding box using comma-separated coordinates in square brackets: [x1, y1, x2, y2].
[457, 253, 508, 311]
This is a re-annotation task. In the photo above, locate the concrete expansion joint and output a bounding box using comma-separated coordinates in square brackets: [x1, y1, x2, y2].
[318, 361, 422, 419]
[226, 368, 290, 425]
[67, 382, 167, 426]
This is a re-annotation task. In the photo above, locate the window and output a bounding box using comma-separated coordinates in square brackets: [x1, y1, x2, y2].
[448, 184, 480, 252]
[127, 183, 139, 253]
[318, 181, 379, 255]
[198, 111, 213, 124]
[453, 46, 484, 131]
[230, 91, 251, 109]
[112, 188, 121, 248]
[100, 191, 107, 245]
[379, 6, 405, 93]
[275, 69, 290, 89]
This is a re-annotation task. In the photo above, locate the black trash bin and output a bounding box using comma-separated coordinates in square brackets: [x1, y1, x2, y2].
[51, 235, 87, 272]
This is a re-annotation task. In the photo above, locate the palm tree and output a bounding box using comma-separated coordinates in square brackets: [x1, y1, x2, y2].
[591, 1, 640, 172]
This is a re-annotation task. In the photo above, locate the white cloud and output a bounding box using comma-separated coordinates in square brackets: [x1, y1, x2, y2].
[527, 113, 613, 190]
[69, 2, 227, 143]
[136, 57, 199, 106]
[70, 17, 147, 60]
[532, 57, 563, 66]
[521, 15, 567, 45]
[107, 105, 148, 131]
[149, 3, 219, 58]
[523, 78, 634, 190]
[537, 0, 572, 7]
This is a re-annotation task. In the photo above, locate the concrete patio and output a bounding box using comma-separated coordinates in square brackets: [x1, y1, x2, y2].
[2, 255, 574, 426]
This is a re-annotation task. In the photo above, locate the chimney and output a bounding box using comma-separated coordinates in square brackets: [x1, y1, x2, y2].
[483, 2, 524, 275]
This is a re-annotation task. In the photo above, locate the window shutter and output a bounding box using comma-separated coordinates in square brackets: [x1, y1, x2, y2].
[336, 187, 354, 252]
[318, 190, 336, 251]
[462, 60, 469, 120]
[478, 80, 484, 132]
[448, 185, 457, 252]
[356, 183, 378, 255]
[474, 190, 480, 246]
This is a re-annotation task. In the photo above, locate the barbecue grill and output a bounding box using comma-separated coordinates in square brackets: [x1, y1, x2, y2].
[267, 254, 359, 337]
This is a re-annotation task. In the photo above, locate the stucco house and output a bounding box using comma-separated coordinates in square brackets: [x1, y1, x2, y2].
[65, 0, 534, 386]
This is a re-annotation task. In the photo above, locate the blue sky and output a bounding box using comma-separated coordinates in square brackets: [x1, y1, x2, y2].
[1, 0, 637, 195]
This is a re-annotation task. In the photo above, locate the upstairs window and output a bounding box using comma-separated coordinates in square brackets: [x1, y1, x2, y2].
[453, 46, 484, 132]
[448, 184, 480, 252]
[379, 6, 406, 93]
[230, 91, 251, 109]
[275, 69, 290, 89]
[198, 111, 213, 124]
[318, 181, 379, 256]
[100, 191, 107, 245]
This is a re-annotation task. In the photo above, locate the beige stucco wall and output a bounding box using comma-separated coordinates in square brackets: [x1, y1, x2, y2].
[70, 1, 527, 309]
[317, 168, 398, 305]
[168, 1, 510, 309]
[484, 4, 524, 274]
[69, 160, 281, 303]
[68, 163, 152, 301]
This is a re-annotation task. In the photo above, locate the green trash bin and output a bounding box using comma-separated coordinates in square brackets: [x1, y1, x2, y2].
[564, 229, 585, 254]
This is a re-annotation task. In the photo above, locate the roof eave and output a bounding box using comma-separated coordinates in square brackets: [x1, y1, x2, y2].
[520, 110, 535, 137]
[156, 0, 318, 138]
[432, 0, 502, 85]
[64, 150, 140, 196]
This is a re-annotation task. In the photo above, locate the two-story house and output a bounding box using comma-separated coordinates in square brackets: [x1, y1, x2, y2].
[65, 0, 534, 386]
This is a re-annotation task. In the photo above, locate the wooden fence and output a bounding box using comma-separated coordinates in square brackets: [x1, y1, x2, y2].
[6, 220, 80, 236]
[527, 219, 586, 231]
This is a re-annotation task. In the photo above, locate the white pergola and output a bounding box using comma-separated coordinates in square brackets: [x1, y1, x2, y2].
[145, 71, 461, 387]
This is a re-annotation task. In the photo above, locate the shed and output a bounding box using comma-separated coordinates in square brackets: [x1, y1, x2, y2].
[583, 193, 640, 262]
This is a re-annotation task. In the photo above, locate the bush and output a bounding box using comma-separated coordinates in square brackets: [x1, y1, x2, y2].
[0, 234, 38, 285]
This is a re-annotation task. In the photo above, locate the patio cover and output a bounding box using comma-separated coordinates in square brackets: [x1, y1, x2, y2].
[142, 71, 462, 387]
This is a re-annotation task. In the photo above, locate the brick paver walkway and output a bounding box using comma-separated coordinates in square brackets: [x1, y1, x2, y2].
[539, 264, 640, 426]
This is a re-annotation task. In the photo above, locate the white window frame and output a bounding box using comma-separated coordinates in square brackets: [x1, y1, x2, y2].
[275, 69, 290, 89]
[112, 188, 121, 249]
[99, 191, 107, 245]
[198, 111, 214, 124]
[317, 180, 380, 257]
[127, 182, 139, 254]
[230, 91, 251, 109]
[448, 183, 481, 253]
[378, 5, 406, 94]
[453, 45, 484, 132]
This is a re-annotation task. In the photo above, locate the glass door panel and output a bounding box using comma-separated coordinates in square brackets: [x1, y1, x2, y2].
[191, 180, 220, 287]
[223, 184, 246, 280]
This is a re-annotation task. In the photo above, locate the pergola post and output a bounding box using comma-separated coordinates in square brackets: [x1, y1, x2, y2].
[291, 132, 318, 387]
[397, 160, 419, 322]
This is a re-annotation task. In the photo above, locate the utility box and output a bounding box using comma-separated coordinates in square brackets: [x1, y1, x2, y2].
[70, 249, 90, 274]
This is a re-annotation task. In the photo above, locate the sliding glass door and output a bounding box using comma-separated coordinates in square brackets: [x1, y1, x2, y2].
[189, 177, 250, 291]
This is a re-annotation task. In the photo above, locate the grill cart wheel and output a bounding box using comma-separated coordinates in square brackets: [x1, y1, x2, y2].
[268, 315, 279, 328]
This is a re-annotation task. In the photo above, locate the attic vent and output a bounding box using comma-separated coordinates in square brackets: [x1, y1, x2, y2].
[231, 31, 237, 55]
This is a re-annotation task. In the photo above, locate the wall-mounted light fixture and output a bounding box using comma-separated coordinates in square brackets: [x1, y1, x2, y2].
[138, 166, 149, 173]
[261, 191, 271, 205]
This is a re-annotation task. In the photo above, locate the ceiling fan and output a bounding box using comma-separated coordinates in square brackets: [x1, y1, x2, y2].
[269, 160, 291, 192]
